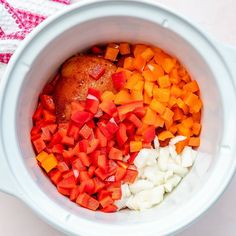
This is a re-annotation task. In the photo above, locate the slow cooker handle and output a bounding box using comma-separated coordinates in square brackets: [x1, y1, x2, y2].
[0, 142, 22, 197]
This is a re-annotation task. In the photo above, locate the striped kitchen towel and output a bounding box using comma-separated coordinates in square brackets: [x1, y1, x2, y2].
[0, 0, 71, 78]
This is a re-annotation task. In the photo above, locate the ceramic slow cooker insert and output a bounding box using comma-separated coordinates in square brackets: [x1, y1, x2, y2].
[0, 0, 236, 235]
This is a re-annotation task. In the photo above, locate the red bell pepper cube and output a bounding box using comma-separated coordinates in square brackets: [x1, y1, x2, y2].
[79, 139, 89, 152]
[87, 139, 99, 154]
[111, 187, 122, 200]
[98, 154, 108, 172]
[71, 111, 92, 124]
[93, 177, 105, 193]
[127, 152, 138, 164]
[90, 150, 101, 166]
[115, 167, 127, 181]
[79, 124, 93, 139]
[62, 149, 74, 160]
[88, 87, 101, 100]
[105, 175, 116, 183]
[42, 110, 56, 124]
[126, 113, 142, 128]
[85, 99, 99, 114]
[78, 152, 91, 167]
[134, 107, 146, 118]
[117, 161, 129, 169]
[97, 122, 113, 140]
[99, 195, 114, 208]
[86, 120, 96, 129]
[117, 101, 143, 118]
[89, 64, 105, 80]
[80, 179, 95, 195]
[62, 136, 75, 146]
[116, 123, 128, 146]
[57, 186, 71, 196]
[40, 95, 55, 111]
[95, 128, 107, 148]
[88, 165, 96, 178]
[98, 190, 111, 201]
[123, 121, 135, 137]
[52, 144, 64, 154]
[95, 167, 110, 180]
[112, 71, 126, 90]
[106, 118, 119, 134]
[108, 160, 118, 175]
[49, 169, 62, 185]
[122, 143, 130, 156]
[71, 101, 84, 115]
[67, 124, 80, 141]
[57, 161, 69, 172]
[143, 126, 156, 143]
[123, 169, 138, 184]
[99, 101, 117, 117]
[32, 103, 43, 121]
[108, 147, 123, 161]
[101, 204, 117, 213]
[49, 132, 63, 147]
[30, 126, 41, 137]
[76, 193, 99, 211]
[57, 175, 77, 189]
[33, 137, 46, 153]
[79, 171, 91, 182]
[72, 158, 87, 172]
[41, 127, 52, 141]
[70, 186, 80, 201]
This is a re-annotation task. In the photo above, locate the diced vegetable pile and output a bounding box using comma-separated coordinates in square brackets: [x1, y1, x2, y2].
[31, 43, 202, 212]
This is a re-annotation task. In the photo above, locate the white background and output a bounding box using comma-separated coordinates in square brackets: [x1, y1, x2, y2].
[0, 0, 236, 235]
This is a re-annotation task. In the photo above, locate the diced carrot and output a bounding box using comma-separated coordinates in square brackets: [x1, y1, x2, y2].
[41, 154, 58, 173]
[169, 125, 178, 134]
[183, 80, 199, 92]
[192, 112, 201, 122]
[153, 87, 170, 103]
[150, 99, 165, 114]
[133, 44, 148, 57]
[123, 57, 134, 70]
[171, 85, 182, 97]
[131, 90, 143, 101]
[142, 70, 156, 82]
[104, 47, 119, 61]
[183, 92, 199, 107]
[101, 91, 115, 102]
[143, 92, 152, 104]
[177, 124, 191, 137]
[158, 75, 171, 88]
[175, 139, 188, 154]
[114, 90, 131, 105]
[190, 98, 202, 113]
[133, 55, 146, 71]
[168, 96, 177, 108]
[142, 108, 157, 125]
[119, 43, 130, 55]
[176, 98, 189, 114]
[130, 141, 142, 152]
[192, 123, 201, 136]
[144, 81, 154, 97]
[161, 107, 174, 122]
[125, 74, 142, 90]
[173, 107, 184, 121]
[189, 137, 200, 147]
[147, 63, 164, 79]
[154, 52, 167, 66]
[158, 130, 174, 141]
[182, 117, 194, 128]
[141, 48, 155, 62]
[162, 58, 175, 73]
[155, 115, 165, 128]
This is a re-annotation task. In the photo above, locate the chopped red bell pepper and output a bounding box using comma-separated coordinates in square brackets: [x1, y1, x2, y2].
[79, 171, 91, 182]
[79, 124, 93, 139]
[42, 110, 56, 123]
[97, 122, 113, 140]
[89, 64, 105, 80]
[85, 99, 99, 114]
[117, 101, 143, 118]
[123, 169, 138, 184]
[112, 71, 126, 90]
[91, 46, 103, 55]
[95, 127, 107, 148]
[97, 154, 108, 171]
[79, 139, 89, 152]
[106, 118, 119, 134]
[88, 88, 101, 100]
[80, 179, 95, 194]
[88, 165, 96, 178]
[57, 161, 69, 172]
[33, 104, 43, 121]
[52, 144, 64, 154]
[57, 186, 71, 196]
[116, 123, 128, 146]
[71, 111, 92, 124]
[115, 167, 127, 181]
[99, 195, 114, 208]
[99, 101, 117, 117]
[95, 168, 110, 180]
[33, 137, 46, 153]
[49, 169, 62, 185]
[70, 186, 80, 201]
[57, 175, 77, 189]
[93, 177, 105, 193]
[67, 124, 80, 141]
[108, 147, 123, 161]
[62, 136, 75, 146]
[126, 114, 142, 128]
[87, 139, 99, 154]
[76, 193, 99, 211]
[134, 107, 146, 118]
[143, 126, 156, 143]
[101, 204, 117, 213]
[127, 152, 138, 164]
[78, 152, 91, 167]
[72, 158, 87, 171]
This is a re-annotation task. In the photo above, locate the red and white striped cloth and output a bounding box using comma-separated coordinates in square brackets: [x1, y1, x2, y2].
[0, 0, 71, 78]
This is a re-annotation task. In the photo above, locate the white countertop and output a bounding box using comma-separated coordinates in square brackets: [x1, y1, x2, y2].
[0, 0, 236, 235]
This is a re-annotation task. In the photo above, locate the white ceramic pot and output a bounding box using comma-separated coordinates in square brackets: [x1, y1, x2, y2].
[0, 0, 236, 235]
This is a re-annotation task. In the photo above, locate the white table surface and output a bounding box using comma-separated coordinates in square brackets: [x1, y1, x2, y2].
[1, 0, 236, 235]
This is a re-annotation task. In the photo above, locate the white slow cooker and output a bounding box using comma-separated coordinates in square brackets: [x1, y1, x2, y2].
[0, 0, 236, 235]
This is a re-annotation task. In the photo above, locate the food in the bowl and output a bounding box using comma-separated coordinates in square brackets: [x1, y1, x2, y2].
[31, 43, 202, 212]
